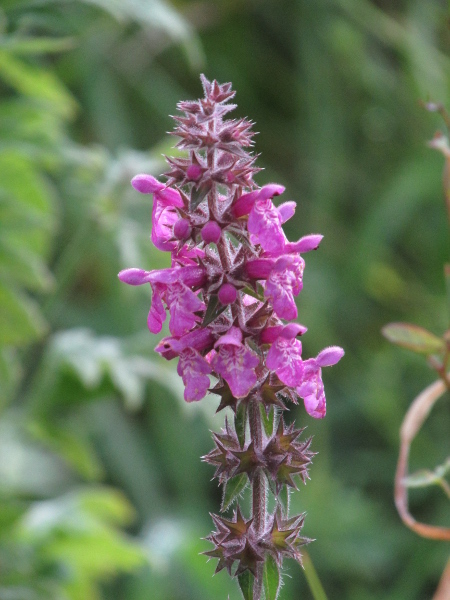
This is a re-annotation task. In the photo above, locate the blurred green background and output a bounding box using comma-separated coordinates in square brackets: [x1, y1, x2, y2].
[0, 0, 449, 599]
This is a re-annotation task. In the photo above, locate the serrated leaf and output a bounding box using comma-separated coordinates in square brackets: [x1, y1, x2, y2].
[381, 322, 445, 354]
[237, 569, 254, 600]
[221, 474, 247, 512]
[235, 401, 247, 448]
[190, 182, 211, 211]
[263, 554, 281, 600]
[260, 404, 275, 437]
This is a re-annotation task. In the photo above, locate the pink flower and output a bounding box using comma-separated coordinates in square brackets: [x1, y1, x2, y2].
[265, 255, 304, 320]
[155, 328, 214, 360]
[177, 347, 212, 402]
[211, 327, 259, 398]
[296, 347, 344, 418]
[265, 326, 304, 387]
[166, 281, 205, 337]
[131, 174, 184, 252]
[147, 282, 167, 333]
[118, 266, 206, 335]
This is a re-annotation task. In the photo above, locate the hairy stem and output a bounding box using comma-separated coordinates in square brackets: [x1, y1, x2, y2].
[249, 398, 266, 599]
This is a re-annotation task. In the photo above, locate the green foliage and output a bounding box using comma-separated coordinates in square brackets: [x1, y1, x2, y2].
[0, 0, 449, 598]
[381, 322, 446, 355]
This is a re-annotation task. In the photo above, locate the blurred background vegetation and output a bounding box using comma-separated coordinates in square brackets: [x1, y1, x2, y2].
[0, 0, 449, 598]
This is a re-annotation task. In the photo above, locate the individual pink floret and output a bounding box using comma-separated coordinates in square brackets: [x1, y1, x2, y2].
[211, 327, 259, 398]
[266, 334, 303, 388]
[177, 347, 212, 402]
[131, 174, 184, 253]
[296, 347, 344, 418]
[166, 282, 205, 337]
[264, 255, 305, 320]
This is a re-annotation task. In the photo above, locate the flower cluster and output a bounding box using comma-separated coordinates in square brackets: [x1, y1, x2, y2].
[119, 76, 343, 598]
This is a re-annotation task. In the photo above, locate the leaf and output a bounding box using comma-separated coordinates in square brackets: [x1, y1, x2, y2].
[221, 474, 247, 512]
[278, 485, 290, 517]
[0, 282, 47, 345]
[202, 294, 227, 327]
[0, 35, 76, 55]
[260, 404, 275, 437]
[445, 263, 450, 323]
[235, 401, 247, 448]
[242, 284, 265, 302]
[190, 182, 211, 211]
[0, 50, 76, 118]
[402, 458, 450, 489]
[28, 421, 103, 481]
[381, 322, 445, 354]
[263, 554, 281, 600]
[237, 570, 254, 600]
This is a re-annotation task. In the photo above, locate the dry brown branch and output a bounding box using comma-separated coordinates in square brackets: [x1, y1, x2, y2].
[394, 377, 450, 541]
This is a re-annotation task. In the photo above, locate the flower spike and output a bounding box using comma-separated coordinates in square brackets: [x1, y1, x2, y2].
[118, 75, 343, 599]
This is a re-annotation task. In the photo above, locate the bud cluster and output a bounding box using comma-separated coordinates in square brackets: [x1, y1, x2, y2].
[118, 76, 343, 599]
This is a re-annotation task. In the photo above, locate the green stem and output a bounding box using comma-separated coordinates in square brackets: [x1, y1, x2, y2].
[302, 550, 329, 600]
[249, 398, 266, 600]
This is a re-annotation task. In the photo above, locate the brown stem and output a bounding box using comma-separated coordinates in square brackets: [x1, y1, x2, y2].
[249, 398, 266, 600]
[433, 559, 450, 600]
[395, 377, 450, 541]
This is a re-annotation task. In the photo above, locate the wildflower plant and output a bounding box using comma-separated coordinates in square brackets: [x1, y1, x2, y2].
[119, 76, 344, 600]
[382, 102, 450, 596]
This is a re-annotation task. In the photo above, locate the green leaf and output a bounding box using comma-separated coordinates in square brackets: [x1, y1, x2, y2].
[445, 263, 450, 323]
[278, 485, 290, 517]
[237, 570, 254, 600]
[381, 322, 445, 354]
[242, 284, 265, 302]
[28, 421, 103, 481]
[190, 182, 211, 211]
[263, 554, 281, 600]
[0, 35, 76, 55]
[235, 401, 247, 448]
[402, 458, 450, 489]
[0, 282, 47, 345]
[202, 294, 227, 327]
[260, 404, 275, 437]
[221, 474, 247, 512]
[0, 50, 76, 118]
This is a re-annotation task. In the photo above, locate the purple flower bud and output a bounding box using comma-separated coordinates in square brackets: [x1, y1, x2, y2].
[118, 268, 152, 286]
[218, 283, 237, 305]
[173, 218, 192, 240]
[316, 346, 345, 367]
[131, 173, 164, 194]
[201, 221, 222, 244]
[186, 164, 203, 181]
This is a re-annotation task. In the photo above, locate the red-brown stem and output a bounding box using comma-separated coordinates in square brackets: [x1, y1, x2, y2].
[249, 398, 266, 599]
